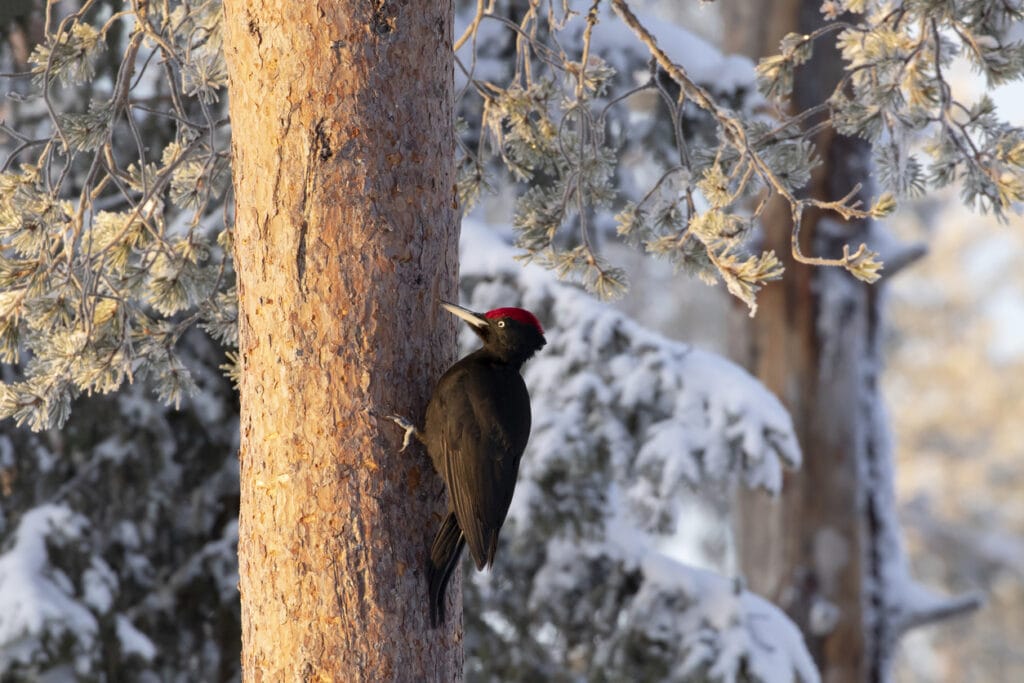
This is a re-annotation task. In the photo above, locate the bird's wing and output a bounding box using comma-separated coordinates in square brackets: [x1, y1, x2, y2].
[427, 363, 529, 570]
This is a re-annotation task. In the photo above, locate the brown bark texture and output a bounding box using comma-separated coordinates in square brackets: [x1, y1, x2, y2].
[721, 2, 878, 682]
[222, 0, 461, 680]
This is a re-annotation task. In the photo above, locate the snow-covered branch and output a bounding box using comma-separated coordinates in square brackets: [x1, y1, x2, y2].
[460, 220, 814, 682]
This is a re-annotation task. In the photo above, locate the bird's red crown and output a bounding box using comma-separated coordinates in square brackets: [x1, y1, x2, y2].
[485, 307, 544, 335]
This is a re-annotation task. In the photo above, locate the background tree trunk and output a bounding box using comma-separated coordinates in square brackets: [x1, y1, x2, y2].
[721, 1, 876, 681]
[222, 1, 461, 679]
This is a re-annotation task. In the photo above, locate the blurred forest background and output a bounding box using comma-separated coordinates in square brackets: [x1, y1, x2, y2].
[616, 4, 1024, 681]
[615, 162, 1024, 681]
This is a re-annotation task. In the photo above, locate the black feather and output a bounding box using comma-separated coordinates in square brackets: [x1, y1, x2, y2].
[427, 511, 465, 627]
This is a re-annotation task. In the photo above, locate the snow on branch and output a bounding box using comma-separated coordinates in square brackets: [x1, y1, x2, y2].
[0, 335, 238, 679]
[0, 506, 97, 669]
[0, 505, 157, 674]
[624, 557, 819, 683]
[460, 221, 813, 682]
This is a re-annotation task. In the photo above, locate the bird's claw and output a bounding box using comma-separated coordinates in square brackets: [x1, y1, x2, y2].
[387, 414, 419, 452]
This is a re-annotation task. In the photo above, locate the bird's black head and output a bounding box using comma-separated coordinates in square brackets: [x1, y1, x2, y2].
[442, 301, 546, 368]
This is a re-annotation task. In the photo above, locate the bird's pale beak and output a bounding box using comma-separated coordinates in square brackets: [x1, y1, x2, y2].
[441, 301, 488, 329]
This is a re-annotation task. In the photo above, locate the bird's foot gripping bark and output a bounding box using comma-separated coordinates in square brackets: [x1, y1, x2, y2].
[387, 414, 422, 451]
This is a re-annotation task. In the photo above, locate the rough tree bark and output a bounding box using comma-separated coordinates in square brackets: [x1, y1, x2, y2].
[721, 2, 873, 682]
[222, 1, 462, 679]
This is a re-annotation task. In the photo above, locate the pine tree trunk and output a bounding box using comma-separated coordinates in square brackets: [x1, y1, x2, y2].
[222, 1, 462, 679]
[721, 1, 875, 681]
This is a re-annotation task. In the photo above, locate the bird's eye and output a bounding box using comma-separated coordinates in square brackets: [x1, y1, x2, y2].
[497, 320, 506, 328]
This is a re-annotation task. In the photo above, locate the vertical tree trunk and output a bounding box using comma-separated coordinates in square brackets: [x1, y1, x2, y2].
[222, 1, 461, 679]
[721, 2, 875, 682]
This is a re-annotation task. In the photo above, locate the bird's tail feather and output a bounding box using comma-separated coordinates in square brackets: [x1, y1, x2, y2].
[427, 511, 465, 628]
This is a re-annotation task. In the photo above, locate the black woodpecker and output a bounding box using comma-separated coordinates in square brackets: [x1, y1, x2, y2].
[391, 301, 546, 627]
